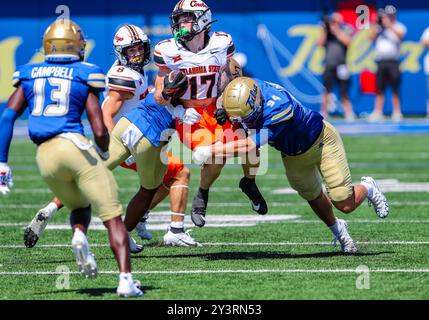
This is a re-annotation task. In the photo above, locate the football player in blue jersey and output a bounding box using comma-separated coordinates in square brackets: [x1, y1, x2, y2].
[24, 25, 199, 250]
[0, 19, 142, 297]
[193, 77, 390, 253]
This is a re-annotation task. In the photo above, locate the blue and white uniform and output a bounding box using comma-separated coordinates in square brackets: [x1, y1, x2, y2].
[12, 60, 105, 145]
[249, 79, 324, 156]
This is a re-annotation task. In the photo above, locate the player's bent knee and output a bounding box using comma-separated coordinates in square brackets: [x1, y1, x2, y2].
[176, 166, 190, 183]
[141, 177, 164, 190]
[328, 186, 353, 203]
[97, 204, 122, 223]
[170, 166, 191, 185]
[332, 194, 356, 214]
[299, 188, 323, 202]
[333, 202, 355, 214]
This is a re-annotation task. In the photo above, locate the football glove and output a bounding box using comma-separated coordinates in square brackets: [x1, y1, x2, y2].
[214, 108, 228, 125]
[183, 108, 201, 125]
[0, 163, 13, 195]
[162, 70, 188, 100]
[192, 146, 212, 167]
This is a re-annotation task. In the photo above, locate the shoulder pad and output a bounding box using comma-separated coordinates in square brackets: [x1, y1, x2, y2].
[154, 39, 177, 69]
[107, 65, 138, 94]
[211, 32, 235, 57]
[82, 63, 106, 91]
[12, 64, 39, 87]
[12, 64, 29, 87]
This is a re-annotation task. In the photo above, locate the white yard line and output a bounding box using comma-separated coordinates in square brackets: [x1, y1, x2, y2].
[1, 219, 429, 231]
[0, 269, 428, 276]
[0, 241, 428, 249]
[1, 219, 429, 229]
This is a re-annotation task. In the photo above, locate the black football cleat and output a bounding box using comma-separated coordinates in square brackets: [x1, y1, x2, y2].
[191, 188, 209, 227]
[24, 209, 51, 248]
[24, 227, 39, 249]
[239, 177, 268, 215]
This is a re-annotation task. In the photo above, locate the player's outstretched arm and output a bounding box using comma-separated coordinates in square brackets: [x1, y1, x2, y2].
[86, 88, 109, 156]
[193, 137, 258, 166]
[0, 85, 28, 194]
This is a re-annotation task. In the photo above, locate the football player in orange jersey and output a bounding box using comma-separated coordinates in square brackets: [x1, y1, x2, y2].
[154, 0, 267, 227]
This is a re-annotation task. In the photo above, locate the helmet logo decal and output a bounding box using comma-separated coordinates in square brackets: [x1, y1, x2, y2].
[115, 35, 124, 42]
[190, 1, 208, 8]
[246, 84, 258, 110]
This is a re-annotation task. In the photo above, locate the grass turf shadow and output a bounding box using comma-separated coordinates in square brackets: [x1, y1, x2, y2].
[140, 250, 395, 261]
[34, 285, 158, 297]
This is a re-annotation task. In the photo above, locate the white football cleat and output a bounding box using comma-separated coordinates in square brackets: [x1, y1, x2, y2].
[128, 233, 143, 254]
[117, 273, 143, 298]
[72, 229, 97, 278]
[391, 112, 403, 122]
[163, 228, 202, 247]
[332, 219, 358, 254]
[24, 202, 58, 248]
[361, 176, 389, 218]
[136, 221, 153, 241]
[367, 112, 383, 122]
[345, 112, 356, 122]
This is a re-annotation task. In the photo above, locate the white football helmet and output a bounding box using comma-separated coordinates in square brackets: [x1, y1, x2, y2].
[113, 25, 150, 70]
[170, 0, 214, 42]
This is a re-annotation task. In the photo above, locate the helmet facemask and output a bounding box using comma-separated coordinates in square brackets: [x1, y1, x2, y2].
[170, 9, 212, 43]
[124, 41, 150, 69]
[115, 40, 150, 71]
[229, 102, 264, 131]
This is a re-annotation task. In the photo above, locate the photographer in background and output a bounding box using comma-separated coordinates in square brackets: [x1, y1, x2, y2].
[318, 12, 355, 121]
[368, 5, 407, 122]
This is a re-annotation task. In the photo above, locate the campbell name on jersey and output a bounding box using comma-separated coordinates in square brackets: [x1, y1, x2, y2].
[105, 61, 149, 123]
[154, 32, 235, 100]
[12, 61, 105, 145]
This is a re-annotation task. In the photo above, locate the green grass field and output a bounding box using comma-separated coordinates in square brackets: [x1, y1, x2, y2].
[0, 134, 428, 300]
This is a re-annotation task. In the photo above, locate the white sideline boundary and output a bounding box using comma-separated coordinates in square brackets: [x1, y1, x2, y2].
[0, 241, 428, 249]
[0, 269, 428, 276]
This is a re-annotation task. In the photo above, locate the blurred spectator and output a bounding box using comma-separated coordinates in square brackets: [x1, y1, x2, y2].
[420, 26, 429, 118]
[368, 5, 407, 122]
[318, 12, 355, 121]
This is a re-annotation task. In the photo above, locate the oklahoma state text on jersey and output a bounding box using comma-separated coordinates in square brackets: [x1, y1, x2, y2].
[154, 31, 235, 101]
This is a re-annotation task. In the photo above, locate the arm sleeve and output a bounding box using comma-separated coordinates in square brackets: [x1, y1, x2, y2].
[0, 108, 19, 163]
